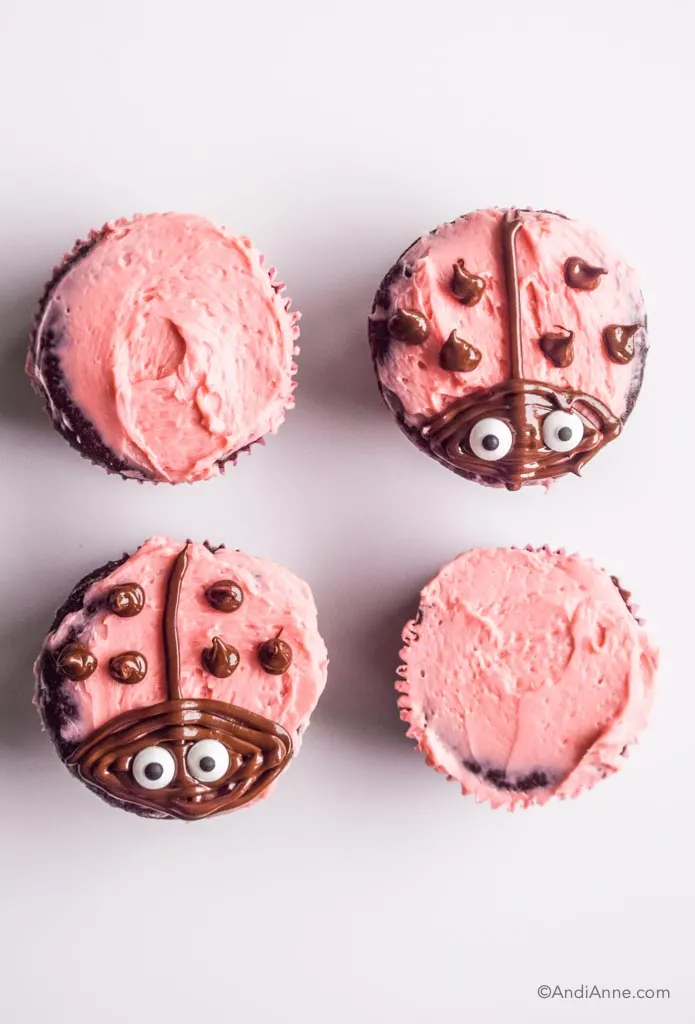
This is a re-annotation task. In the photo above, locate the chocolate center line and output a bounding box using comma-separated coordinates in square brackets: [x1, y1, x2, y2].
[163, 544, 189, 701]
[501, 209, 524, 380]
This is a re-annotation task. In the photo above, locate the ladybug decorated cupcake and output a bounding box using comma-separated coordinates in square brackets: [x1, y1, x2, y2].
[35, 538, 328, 819]
[28, 213, 300, 483]
[369, 208, 647, 488]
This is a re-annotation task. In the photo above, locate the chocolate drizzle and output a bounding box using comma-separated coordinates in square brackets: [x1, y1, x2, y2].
[387, 309, 429, 345]
[109, 652, 147, 684]
[258, 634, 293, 675]
[205, 579, 243, 612]
[163, 544, 188, 701]
[68, 544, 294, 819]
[451, 260, 486, 305]
[107, 583, 145, 617]
[422, 378, 620, 488]
[565, 258, 607, 291]
[202, 637, 240, 678]
[439, 331, 482, 372]
[603, 324, 639, 364]
[66, 699, 292, 821]
[56, 643, 97, 681]
[539, 328, 575, 368]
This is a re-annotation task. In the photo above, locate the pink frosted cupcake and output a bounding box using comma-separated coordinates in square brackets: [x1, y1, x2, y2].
[35, 538, 328, 819]
[397, 547, 658, 809]
[369, 208, 647, 488]
[28, 213, 299, 483]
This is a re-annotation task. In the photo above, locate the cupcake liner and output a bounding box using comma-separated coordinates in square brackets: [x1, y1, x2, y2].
[28, 215, 300, 483]
[396, 545, 658, 811]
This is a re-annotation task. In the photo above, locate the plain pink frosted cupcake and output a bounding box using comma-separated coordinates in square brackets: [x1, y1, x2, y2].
[397, 547, 658, 809]
[28, 213, 300, 483]
[369, 208, 647, 488]
[35, 538, 328, 820]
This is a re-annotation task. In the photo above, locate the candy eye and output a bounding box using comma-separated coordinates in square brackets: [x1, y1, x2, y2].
[186, 739, 230, 783]
[542, 410, 584, 452]
[132, 746, 176, 790]
[469, 418, 513, 461]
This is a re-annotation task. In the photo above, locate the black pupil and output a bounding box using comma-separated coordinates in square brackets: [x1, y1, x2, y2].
[199, 755, 216, 773]
[557, 426, 572, 442]
[482, 434, 499, 452]
[144, 762, 164, 781]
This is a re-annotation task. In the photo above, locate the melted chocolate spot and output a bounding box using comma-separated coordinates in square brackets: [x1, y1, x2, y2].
[107, 583, 145, 617]
[56, 643, 97, 682]
[202, 637, 240, 678]
[258, 635, 293, 675]
[451, 260, 486, 305]
[205, 580, 244, 613]
[564, 258, 607, 290]
[603, 324, 639, 364]
[109, 652, 148, 684]
[539, 328, 574, 368]
[387, 309, 429, 345]
[439, 330, 482, 372]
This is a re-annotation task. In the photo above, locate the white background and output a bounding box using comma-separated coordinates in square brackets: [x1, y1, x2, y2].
[0, 1, 692, 1021]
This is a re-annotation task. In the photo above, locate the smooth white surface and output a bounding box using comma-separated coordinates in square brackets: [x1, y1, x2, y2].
[0, 1, 692, 1021]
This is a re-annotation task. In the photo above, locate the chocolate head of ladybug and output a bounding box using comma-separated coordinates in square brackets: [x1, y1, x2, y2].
[36, 539, 328, 820]
[369, 208, 647, 488]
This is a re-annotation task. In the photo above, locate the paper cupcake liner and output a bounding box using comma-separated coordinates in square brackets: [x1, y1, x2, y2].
[396, 545, 657, 811]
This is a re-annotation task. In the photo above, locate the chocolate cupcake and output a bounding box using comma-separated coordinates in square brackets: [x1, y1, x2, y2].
[369, 208, 647, 488]
[36, 538, 328, 819]
[28, 213, 300, 483]
[396, 547, 658, 808]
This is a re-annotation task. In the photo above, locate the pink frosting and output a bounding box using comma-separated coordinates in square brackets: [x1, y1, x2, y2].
[372, 209, 645, 426]
[397, 548, 658, 809]
[35, 213, 299, 482]
[43, 538, 328, 749]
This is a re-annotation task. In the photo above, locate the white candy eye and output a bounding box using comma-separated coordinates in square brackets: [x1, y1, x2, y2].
[542, 410, 584, 452]
[469, 417, 513, 461]
[132, 746, 176, 790]
[186, 739, 230, 783]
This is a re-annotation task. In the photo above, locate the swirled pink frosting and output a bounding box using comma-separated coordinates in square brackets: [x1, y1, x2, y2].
[35, 213, 299, 482]
[397, 548, 658, 809]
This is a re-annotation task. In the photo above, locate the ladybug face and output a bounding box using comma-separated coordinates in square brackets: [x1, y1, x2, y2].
[370, 208, 647, 488]
[67, 697, 292, 821]
[43, 539, 327, 820]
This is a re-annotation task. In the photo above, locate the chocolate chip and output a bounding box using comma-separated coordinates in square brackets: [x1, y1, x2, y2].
[387, 309, 429, 345]
[439, 330, 482, 372]
[205, 580, 243, 613]
[564, 257, 607, 291]
[539, 328, 574, 368]
[56, 643, 97, 682]
[451, 260, 486, 305]
[109, 651, 148, 684]
[603, 324, 639, 365]
[258, 635, 293, 675]
[202, 636, 240, 678]
[107, 583, 145, 617]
